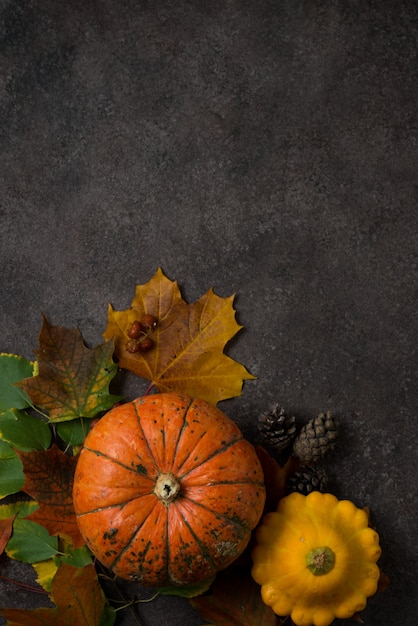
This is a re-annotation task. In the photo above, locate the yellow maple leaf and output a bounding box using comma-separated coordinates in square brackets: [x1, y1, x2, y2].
[103, 268, 255, 404]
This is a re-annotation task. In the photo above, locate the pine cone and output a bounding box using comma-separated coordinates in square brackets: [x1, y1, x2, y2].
[292, 411, 338, 463]
[258, 404, 297, 453]
[286, 465, 329, 495]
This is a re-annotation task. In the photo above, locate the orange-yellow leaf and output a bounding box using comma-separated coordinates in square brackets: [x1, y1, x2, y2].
[0, 563, 105, 626]
[103, 268, 255, 404]
[32, 558, 59, 593]
[17, 445, 84, 548]
[17, 316, 120, 422]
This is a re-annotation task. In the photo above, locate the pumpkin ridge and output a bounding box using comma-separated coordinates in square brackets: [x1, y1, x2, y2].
[168, 395, 197, 472]
[109, 502, 168, 575]
[133, 399, 161, 470]
[164, 492, 171, 582]
[178, 495, 250, 532]
[184, 478, 265, 487]
[176, 435, 244, 479]
[168, 505, 217, 580]
[82, 445, 158, 478]
[112, 536, 153, 576]
[75, 493, 154, 517]
[134, 395, 195, 472]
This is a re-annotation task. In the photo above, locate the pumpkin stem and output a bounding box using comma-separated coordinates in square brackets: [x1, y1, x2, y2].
[306, 546, 335, 575]
[154, 473, 181, 503]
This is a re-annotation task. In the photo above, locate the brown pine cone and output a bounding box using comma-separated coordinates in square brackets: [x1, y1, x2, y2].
[292, 411, 338, 463]
[258, 404, 297, 454]
[286, 465, 329, 495]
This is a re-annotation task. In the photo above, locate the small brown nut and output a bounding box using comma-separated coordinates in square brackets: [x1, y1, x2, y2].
[139, 314, 157, 331]
[127, 320, 142, 339]
[138, 337, 154, 352]
[125, 339, 141, 353]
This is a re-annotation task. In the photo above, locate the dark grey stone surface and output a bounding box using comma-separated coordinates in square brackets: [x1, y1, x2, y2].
[1, 1, 417, 624]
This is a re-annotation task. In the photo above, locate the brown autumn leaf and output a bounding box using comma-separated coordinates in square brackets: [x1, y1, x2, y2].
[376, 570, 390, 593]
[17, 445, 84, 548]
[0, 516, 15, 554]
[255, 445, 299, 513]
[0, 563, 106, 626]
[103, 267, 255, 404]
[17, 316, 120, 422]
[190, 567, 277, 626]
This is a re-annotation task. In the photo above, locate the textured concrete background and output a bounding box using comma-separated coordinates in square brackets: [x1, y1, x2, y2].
[1, 1, 417, 625]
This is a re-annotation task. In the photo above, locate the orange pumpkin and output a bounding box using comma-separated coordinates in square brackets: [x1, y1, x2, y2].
[73, 392, 265, 588]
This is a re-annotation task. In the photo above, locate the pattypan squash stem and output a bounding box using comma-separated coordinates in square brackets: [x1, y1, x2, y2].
[306, 546, 335, 575]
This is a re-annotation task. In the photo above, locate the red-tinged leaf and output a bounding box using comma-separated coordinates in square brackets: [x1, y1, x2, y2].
[376, 570, 390, 593]
[0, 515, 15, 554]
[255, 446, 299, 513]
[17, 445, 84, 548]
[17, 316, 121, 422]
[0, 563, 107, 626]
[190, 568, 277, 626]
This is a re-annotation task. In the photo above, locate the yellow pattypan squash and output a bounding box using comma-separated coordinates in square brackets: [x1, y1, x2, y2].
[251, 491, 381, 626]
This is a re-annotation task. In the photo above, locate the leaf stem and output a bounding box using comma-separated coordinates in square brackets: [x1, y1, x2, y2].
[144, 382, 155, 396]
[113, 592, 160, 611]
[0, 574, 48, 595]
[95, 562, 146, 626]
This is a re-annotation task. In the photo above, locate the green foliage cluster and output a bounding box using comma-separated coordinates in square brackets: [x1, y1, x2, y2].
[0, 334, 119, 625]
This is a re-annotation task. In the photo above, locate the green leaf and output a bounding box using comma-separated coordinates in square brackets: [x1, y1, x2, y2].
[56, 417, 93, 446]
[5, 518, 59, 563]
[54, 544, 93, 569]
[0, 353, 34, 410]
[17, 317, 122, 422]
[0, 440, 25, 498]
[0, 409, 52, 451]
[100, 605, 117, 626]
[159, 577, 215, 598]
[32, 542, 94, 594]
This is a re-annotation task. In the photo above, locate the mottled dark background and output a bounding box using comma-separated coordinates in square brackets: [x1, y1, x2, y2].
[1, 1, 417, 625]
